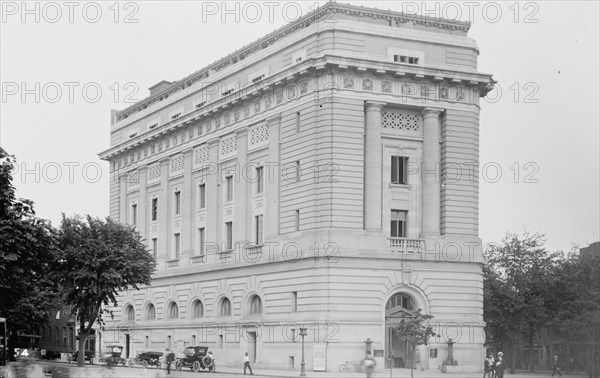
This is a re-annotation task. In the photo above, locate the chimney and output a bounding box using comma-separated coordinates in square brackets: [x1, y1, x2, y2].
[148, 80, 173, 97]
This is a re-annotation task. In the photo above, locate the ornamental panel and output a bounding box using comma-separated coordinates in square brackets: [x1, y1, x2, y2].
[147, 163, 161, 183]
[250, 124, 269, 146]
[127, 170, 139, 189]
[170, 154, 184, 176]
[221, 135, 238, 156]
[382, 112, 421, 132]
[193, 145, 210, 168]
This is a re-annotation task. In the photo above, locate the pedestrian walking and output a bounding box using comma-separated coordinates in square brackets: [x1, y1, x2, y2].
[483, 354, 495, 378]
[364, 353, 376, 378]
[166, 349, 175, 375]
[552, 355, 562, 377]
[495, 352, 505, 378]
[243, 352, 253, 375]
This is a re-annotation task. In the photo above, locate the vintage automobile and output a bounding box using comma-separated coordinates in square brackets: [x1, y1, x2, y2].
[67, 350, 94, 364]
[127, 351, 163, 369]
[98, 345, 127, 366]
[175, 346, 215, 372]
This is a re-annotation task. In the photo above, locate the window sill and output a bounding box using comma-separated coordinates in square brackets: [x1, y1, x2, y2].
[389, 183, 411, 190]
[166, 259, 179, 267]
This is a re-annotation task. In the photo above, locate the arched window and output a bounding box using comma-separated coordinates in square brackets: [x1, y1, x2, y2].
[385, 293, 414, 311]
[145, 303, 156, 320]
[168, 302, 179, 319]
[219, 297, 231, 316]
[125, 305, 135, 321]
[249, 295, 262, 315]
[192, 300, 203, 318]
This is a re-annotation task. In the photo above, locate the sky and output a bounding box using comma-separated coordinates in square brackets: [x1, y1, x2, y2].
[1, 0, 598, 253]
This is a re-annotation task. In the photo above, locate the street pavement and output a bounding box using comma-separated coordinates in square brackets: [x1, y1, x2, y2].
[0, 361, 589, 378]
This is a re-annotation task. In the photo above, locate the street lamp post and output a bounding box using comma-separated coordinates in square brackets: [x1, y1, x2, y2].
[299, 327, 307, 377]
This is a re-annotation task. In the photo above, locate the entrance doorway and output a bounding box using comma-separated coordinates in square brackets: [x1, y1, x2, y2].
[385, 293, 416, 368]
[125, 334, 130, 358]
[247, 331, 257, 363]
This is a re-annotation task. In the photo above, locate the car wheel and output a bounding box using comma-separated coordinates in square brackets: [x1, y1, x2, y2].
[142, 360, 148, 369]
[193, 361, 201, 372]
[127, 360, 133, 368]
[202, 355, 213, 367]
[175, 360, 182, 371]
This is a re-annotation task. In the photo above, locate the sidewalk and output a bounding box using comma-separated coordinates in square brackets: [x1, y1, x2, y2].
[212, 365, 587, 378]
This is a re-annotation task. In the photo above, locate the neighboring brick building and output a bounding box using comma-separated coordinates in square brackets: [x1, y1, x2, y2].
[99, 2, 495, 372]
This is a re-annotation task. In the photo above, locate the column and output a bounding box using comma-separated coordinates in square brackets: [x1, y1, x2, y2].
[181, 148, 193, 255]
[364, 101, 386, 231]
[118, 172, 127, 223]
[159, 157, 170, 260]
[138, 166, 147, 240]
[264, 115, 281, 240]
[234, 127, 249, 245]
[421, 108, 443, 237]
[206, 138, 220, 253]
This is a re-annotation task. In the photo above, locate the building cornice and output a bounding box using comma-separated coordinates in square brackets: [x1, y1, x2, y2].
[99, 55, 495, 162]
[113, 2, 471, 122]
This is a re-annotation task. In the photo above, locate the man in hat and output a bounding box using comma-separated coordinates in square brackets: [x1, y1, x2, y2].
[495, 352, 505, 378]
[484, 354, 495, 378]
[552, 355, 562, 376]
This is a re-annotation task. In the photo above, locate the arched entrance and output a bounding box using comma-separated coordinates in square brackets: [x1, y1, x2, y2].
[385, 293, 416, 368]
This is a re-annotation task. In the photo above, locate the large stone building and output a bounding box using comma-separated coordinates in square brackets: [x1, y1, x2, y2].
[98, 2, 495, 373]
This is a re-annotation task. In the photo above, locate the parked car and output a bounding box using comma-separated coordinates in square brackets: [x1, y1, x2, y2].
[98, 345, 127, 366]
[127, 351, 163, 369]
[175, 347, 214, 372]
[67, 350, 94, 364]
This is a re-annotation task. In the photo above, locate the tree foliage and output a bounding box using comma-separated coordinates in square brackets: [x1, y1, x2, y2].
[55, 215, 155, 366]
[0, 147, 59, 336]
[394, 309, 436, 378]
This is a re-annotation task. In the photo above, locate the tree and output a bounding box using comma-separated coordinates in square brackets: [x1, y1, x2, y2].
[0, 147, 59, 341]
[484, 231, 563, 373]
[394, 309, 436, 378]
[55, 215, 155, 366]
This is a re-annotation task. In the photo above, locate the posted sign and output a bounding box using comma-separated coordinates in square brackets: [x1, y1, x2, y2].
[312, 343, 326, 371]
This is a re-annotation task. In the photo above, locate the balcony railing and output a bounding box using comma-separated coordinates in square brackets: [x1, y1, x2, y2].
[388, 238, 424, 254]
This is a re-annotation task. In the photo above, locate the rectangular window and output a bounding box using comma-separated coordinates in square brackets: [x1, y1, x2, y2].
[225, 221, 233, 250]
[295, 161, 300, 182]
[225, 175, 233, 202]
[151, 198, 158, 221]
[291, 292, 297, 312]
[152, 238, 158, 261]
[198, 228, 205, 255]
[391, 210, 408, 238]
[145, 336, 149, 348]
[295, 112, 300, 132]
[394, 55, 420, 65]
[256, 167, 264, 194]
[218, 335, 223, 349]
[391, 156, 409, 185]
[255, 215, 263, 245]
[191, 335, 196, 346]
[174, 191, 181, 215]
[131, 204, 137, 226]
[174, 233, 181, 259]
[199, 184, 206, 209]
[295, 210, 300, 232]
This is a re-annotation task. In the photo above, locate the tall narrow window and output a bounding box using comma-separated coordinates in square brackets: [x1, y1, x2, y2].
[225, 222, 233, 250]
[255, 215, 263, 245]
[295, 112, 300, 132]
[145, 336, 149, 348]
[131, 204, 137, 226]
[256, 166, 264, 194]
[151, 198, 158, 221]
[391, 210, 408, 238]
[198, 228, 205, 255]
[152, 238, 158, 261]
[199, 184, 206, 209]
[191, 335, 196, 346]
[225, 175, 233, 202]
[295, 160, 301, 182]
[291, 292, 297, 312]
[295, 210, 300, 232]
[174, 233, 181, 259]
[174, 191, 181, 215]
[220, 298, 231, 316]
[391, 156, 408, 185]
